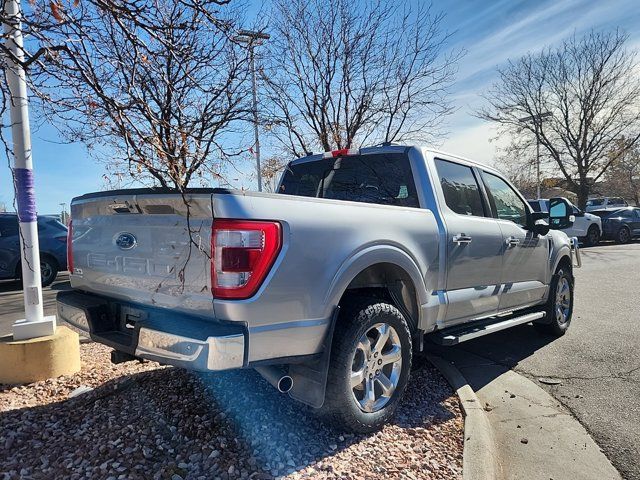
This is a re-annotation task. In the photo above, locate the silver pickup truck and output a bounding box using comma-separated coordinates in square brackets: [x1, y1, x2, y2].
[58, 145, 580, 432]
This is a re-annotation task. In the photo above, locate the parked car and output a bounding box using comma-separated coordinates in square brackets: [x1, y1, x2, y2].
[591, 207, 640, 244]
[0, 213, 68, 287]
[57, 145, 579, 432]
[528, 199, 601, 246]
[585, 197, 628, 212]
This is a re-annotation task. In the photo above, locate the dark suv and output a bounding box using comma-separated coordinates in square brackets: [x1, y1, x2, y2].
[591, 207, 640, 244]
[0, 213, 68, 287]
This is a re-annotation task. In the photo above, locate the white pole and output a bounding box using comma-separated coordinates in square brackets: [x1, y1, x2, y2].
[249, 45, 262, 192]
[536, 126, 541, 199]
[4, 0, 55, 340]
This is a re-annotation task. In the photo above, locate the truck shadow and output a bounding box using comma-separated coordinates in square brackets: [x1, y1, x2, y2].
[0, 356, 460, 478]
[428, 323, 559, 392]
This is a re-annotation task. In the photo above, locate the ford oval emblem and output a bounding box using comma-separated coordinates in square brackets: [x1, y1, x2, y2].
[115, 232, 137, 250]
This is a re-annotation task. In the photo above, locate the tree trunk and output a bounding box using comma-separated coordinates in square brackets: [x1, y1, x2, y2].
[576, 180, 590, 209]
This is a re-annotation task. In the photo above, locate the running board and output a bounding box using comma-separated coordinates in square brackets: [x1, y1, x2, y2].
[431, 311, 546, 346]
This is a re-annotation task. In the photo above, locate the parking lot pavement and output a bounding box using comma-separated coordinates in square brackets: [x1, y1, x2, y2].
[451, 241, 640, 480]
[0, 273, 70, 337]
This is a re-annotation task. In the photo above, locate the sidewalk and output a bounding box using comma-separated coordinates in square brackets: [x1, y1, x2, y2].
[431, 346, 621, 480]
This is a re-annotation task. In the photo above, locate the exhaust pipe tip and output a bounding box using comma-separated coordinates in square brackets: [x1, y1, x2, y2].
[255, 366, 294, 393]
[277, 375, 293, 393]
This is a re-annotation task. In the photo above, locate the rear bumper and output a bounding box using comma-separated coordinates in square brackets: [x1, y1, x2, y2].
[57, 290, 246, 371]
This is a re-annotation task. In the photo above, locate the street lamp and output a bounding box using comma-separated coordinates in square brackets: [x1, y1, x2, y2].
[519, 112, 552, 199]
[234, 29, 270, 192]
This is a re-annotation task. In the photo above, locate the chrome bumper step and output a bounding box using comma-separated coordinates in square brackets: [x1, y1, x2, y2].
[431, 311, 546, 346]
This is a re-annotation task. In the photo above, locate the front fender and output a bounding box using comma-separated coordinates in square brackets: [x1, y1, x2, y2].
[548, 230, 573, 279]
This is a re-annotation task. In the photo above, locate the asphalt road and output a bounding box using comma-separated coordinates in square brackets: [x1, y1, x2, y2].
[450, 241, 640, 480]
[1, 244, 639, 478]
[0, 272, 70, 337]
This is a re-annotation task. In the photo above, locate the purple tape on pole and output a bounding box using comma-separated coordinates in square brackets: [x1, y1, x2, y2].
[13, 168, 37, 223]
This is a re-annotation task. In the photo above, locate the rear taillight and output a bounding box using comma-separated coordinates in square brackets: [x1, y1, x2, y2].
[211, 219, 282, 299]
[67, 220, 73, 273]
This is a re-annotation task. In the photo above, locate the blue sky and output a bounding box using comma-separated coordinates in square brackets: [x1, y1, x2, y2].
[2, 0, 640, 214]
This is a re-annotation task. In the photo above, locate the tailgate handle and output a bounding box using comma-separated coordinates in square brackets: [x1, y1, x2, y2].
[109, 201, 140, 214]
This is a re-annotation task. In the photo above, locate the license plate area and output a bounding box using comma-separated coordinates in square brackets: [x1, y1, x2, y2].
[119, 305, 148, 332]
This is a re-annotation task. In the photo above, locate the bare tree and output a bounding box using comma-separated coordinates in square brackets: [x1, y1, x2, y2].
[602, 138, 640, 205]
[19, 0, 251, 190]
[478, 30, 640, 208]
[263, 0, 461, 157]
[260, 154, 288, 192]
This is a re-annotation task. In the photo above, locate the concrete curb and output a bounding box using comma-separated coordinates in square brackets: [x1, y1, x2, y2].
[427, 354, 502, 480]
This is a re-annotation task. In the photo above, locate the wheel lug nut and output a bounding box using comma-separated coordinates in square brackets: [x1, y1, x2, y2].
[369, 374, 373, 379]
[378, 359, 382, 365]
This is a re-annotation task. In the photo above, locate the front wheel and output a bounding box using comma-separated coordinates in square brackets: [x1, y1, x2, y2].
[584, 225, 600, 247]
[535, 267, 573, 336]
[320, 299, 412, 433]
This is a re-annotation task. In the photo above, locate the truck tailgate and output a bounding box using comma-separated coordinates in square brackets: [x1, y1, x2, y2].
[69, 191, 214, 316]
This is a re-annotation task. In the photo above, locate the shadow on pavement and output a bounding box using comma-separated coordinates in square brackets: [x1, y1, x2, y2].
[429, 323, 558, 392]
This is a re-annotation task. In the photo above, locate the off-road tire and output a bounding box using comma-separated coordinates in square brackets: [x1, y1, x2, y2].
[320, 298, 412, 433]
[535, 266, 573, 336]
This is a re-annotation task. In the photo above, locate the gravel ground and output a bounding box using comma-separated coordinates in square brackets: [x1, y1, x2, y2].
[0, 343, 463, 479]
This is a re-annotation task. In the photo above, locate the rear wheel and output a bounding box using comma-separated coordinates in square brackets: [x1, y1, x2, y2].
[584, 225, 600, 246]
[320, 298, 412, 433]
[615, 226, 631, 244]
[40, 256, 58, 287]
[535, 266, 573, 336]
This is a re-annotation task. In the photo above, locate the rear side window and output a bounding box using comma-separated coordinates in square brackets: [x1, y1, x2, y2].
[0, 217, 19, 237]
[279, 153, 419, 207]
[434, 159, 485, 217]
[482, 172, 528, 227]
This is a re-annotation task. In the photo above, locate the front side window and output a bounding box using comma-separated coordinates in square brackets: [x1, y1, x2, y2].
[434, 159, 485, 217]
[482, 172, 528, 227]
[587, 199, 604, 207]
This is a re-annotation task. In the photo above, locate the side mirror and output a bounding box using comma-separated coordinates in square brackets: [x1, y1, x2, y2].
[529, 212, 550, 235]
[549, 197, 574, 229]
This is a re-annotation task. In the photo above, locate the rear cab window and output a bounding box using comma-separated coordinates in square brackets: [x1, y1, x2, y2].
[279, 152, 419, 208]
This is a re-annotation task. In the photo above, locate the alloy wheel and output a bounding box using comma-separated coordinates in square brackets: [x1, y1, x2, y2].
[555, 277, 571, 324]
[350, 322, 402, 413]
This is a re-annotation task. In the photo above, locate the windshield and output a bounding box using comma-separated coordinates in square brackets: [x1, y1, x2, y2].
[279, 152, 419, 208]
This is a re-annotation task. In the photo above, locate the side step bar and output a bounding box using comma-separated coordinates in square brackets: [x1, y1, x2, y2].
[431, 311, 546, 346]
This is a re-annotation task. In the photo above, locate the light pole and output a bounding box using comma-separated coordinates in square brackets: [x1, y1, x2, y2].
[234, 29, 270, 192]
[3, 0, 55, 339]
[59, 202, 67, 224]
[519, 112, 552, 199]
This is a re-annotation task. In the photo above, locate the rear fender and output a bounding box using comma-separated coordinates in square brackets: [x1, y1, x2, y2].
[323, 245, 429, 326]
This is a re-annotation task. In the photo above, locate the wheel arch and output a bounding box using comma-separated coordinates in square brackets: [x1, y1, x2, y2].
[324, 246, 428, 334]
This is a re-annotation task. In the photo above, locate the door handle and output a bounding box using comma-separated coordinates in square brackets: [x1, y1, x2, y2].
[452, 234, 472, 244]
[506, 236, 521, 247]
